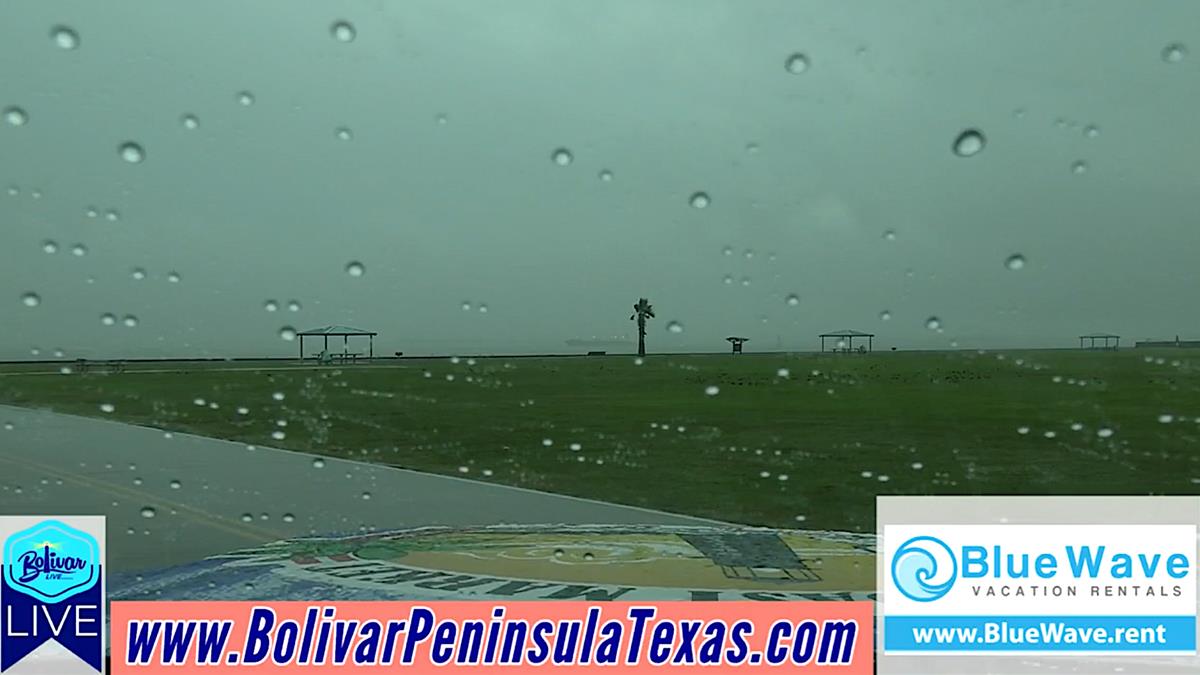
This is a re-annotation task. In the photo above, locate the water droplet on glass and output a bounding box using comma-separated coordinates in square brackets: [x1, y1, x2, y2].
[1097, 427, 1115, 438]
[785, 53, 810, 74]
[181, 114, 199, 130]
[360, 491, 371, 500]
[331, 20, 356, 43]
[776, 368, 790, 378]
[169, 479, 181, 489]
[279, 326, 297, 341]
[119, 142, 145, 163]
[1083, 125, 1099, 139]
[85, 207, 98, 218]
[666, 321, 684, 334]
[952, 129, 986, 157]
[312, 458, 325, 469]
[598, 169, 613, 182]
[71, 243, 87, 256]
[99, 403, 115, 413]
[122, 315, 138, 328]
[140, 507, 156, 518]
[879, 310, 892, 321]
[237, 91, 255, 106]
[552, 148, 573, 166]
[1005, 254, 1026, 270]
[704, 385, 720, 396]
[263, 300, 278, 312]
[287, 300, 301, 312]
[51, 26, 79, 50]
[1071, 160, 1088, 175]
[20, 292, 40, 308]
[167, 271, 181, 283]
[722, 274, 733, 285]
[883, 229, 896, 241]
[1163, 42, 1187, 63]
[925, 316, 941, 331]
[345, 261, 364, 277]
[42, 240, 58, 254]
[785, 294, 800, 307]
[1158, 414, 1175, 424]
[100, 313, 116, 326]
[335, 127, 353, 141]
[131, 268, 146, 280]
[240, 513, 253, 523]
[282, 513, 296, 523]
[689, 192, 710, 209]
[3, 107, 27, 126]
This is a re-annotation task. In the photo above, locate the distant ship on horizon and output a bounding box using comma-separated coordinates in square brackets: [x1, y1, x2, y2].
[565, 336, 633, 349]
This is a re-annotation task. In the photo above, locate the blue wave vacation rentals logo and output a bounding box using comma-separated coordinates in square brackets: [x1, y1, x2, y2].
[891, 535, 958, 602]
[1, 518, 104, 673]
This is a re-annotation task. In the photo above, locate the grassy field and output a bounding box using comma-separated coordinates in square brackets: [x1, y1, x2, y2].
[1, 349, 1198, 532]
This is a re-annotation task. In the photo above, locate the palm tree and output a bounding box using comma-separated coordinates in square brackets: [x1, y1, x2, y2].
[630, 298, 655, 357]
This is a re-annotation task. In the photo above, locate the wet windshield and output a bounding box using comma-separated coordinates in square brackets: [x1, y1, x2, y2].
[0, 0, 1197, 642]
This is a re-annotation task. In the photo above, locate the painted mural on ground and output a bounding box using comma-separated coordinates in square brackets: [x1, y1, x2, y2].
[109, 524, 877, 601]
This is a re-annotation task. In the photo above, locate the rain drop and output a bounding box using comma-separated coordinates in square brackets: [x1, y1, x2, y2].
[100, 313, 116, 326]
[883, 229, 897, 241]
[71, 244, 87, 256]
[312, 458, 326, 469]
[925, 316, 941, 331]
[42, 240, 58, 254]
[181, 114, 199, 130]
[689, 192, 710, 209]
[785, 294, 800, 307]
[1163, 42, 1187, 63]
[784, 53, 810, 74]
[335, 126, 353, 141]
[879, 310, 892, 321]
[282, 513, 295, 523]
[131, 268, 146, 280]
[122, 315, 138, 327]
[345, 261, 365, 277]
[51, 26, 79, 50]
[236, 91, 255, 106]
[20, 292, 40, 308]
[360, 491, 371, 500]
[1083, 125, 1100, 139]
[3, 107, 27, 126]
[264, 300, 278, 312]
[119, 142, 145, 163]
[279, 326, 297, 341]
[331, 20, 356, 43]
[1005, 254, 1026, 271]
[167, 271, 181, 283]
[1071, 160, 1088, 175]
[551, 148, 573, 166]
[598, 169, 613, 182]
[666, 321, 684, 334]
[952, 129, 986, 157]
[287, 300, 301, 312]
[169, 479, 181, 489]
[140, 507, 156, 519]
[99, 403, 115, 413]
[776, 368, 790, 378]
[704, 385, 720, 396]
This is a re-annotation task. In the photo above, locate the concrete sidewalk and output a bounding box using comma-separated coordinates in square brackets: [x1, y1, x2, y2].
[0, 405, 711, 573]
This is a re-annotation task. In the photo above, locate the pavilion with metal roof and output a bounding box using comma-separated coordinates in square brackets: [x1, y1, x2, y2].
[297, 325, 377, 361]
[819, 329, 874, 353]
[1079, 333, 1119, 350]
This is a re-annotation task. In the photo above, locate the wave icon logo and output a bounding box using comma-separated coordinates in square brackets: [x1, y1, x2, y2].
[891, 535, 957, 602]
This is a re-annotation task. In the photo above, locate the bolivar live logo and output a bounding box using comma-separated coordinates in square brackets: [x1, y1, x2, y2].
[1, 517, 105, 674]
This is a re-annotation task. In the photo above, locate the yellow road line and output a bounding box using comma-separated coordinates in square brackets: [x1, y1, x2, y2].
[0, 452, 284, 544]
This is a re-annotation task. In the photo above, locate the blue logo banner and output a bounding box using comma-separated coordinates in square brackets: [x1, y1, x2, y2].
[1, 519, 103, 673]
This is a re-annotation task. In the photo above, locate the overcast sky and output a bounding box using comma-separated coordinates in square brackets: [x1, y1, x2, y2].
[2, 0, 1198, 358]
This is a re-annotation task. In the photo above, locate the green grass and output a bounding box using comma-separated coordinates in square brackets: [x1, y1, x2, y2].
[2, 349, 1198, 532]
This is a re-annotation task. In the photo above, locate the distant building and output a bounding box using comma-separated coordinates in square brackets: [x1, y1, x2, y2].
[1134, 335, 1200, 348]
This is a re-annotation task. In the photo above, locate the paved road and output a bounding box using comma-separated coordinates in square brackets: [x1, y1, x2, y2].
[0, 405, 711, 573]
